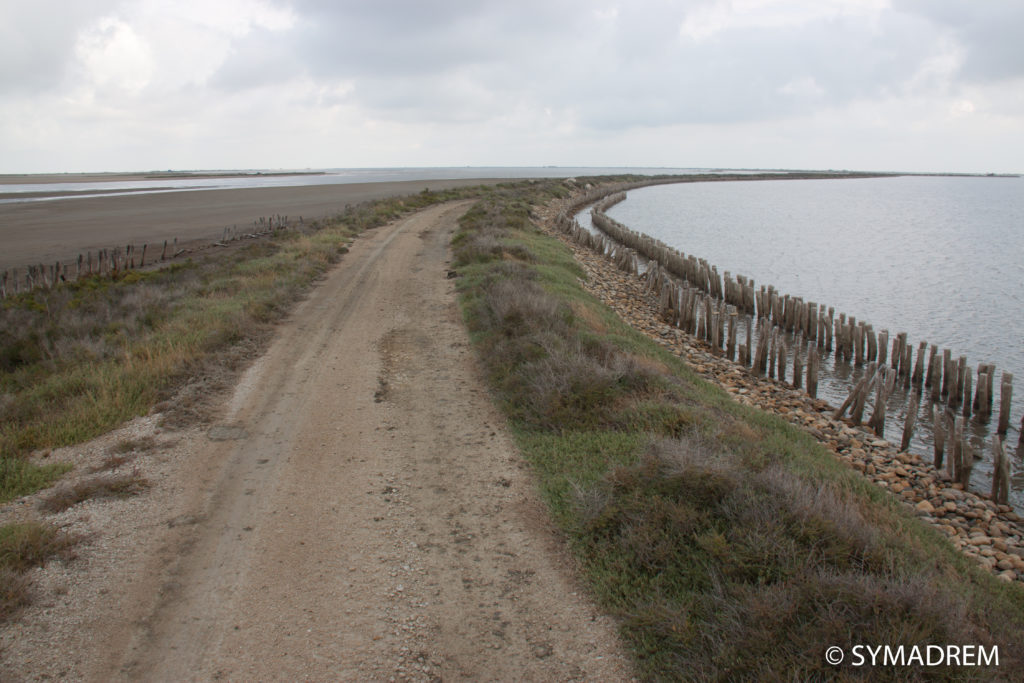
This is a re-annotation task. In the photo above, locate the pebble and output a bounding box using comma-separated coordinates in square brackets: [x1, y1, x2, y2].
[544, 196, 1024, 585]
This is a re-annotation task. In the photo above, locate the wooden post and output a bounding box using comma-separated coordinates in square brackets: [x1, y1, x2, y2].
[901, 344, 913, 388]
[777, 341, 787, 383]
[900, 390, 920, 452]
[852, 365, 877, 426]
[835, 373, 868, 420]
[991, 436, 1009, 505]
[854, 321, 865, 366]
[929, 352, 943, 402]
[877, 330, 889, 367]
[925, 344, 938, 388]
[726, 308, 737, 362]
[962, 371, 973, 419]
[975, 365, 991, 422]
[140, 243, 147, 267]
[807, 346, 819, 399]
[933, 406, 946, 469]
[941, 348, 952, 396]
[951, 417, 964, 481]
[998, 372, 1013, 435]
[912, 341, 927, 386]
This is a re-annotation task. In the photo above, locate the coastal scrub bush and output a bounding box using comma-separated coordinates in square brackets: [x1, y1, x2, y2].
[0, 183, 493, 502]
[452, 179, 1024, 680]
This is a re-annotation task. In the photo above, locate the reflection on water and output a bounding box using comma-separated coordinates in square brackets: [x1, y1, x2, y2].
[584, 175, 1024, 508]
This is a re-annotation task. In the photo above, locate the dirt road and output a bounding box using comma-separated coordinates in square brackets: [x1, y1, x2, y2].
[2, 202, 632, 681]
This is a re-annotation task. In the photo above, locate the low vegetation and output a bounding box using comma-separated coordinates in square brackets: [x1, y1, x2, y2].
[38, 470, 150, 514]
[452, 181, 1024, 679]
[0, 184, 495, 623]
[0, 521, 79, 622]
[0, 185, 484, 503]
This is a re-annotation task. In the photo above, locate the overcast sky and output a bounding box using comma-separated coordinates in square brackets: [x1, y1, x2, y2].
[2, 0, 1021, 174]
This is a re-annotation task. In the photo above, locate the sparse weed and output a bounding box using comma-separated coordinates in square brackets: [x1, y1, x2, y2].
[0, 521, 80, 623]
[453, 180, 1024, 680]
[38, 470, 150, 514]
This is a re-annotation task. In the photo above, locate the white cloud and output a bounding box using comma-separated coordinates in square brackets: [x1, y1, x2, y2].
[75, 16, 154, 93]
[0, 0, 1022, 173]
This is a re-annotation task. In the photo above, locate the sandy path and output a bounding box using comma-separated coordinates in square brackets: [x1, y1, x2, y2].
[23, 202, 631, 681]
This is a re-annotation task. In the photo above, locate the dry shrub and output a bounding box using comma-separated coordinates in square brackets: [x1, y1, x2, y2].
[38, 471, 150, 514]
[0, 522, 80, 623]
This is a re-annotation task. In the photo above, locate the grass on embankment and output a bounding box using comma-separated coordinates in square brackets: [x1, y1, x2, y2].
[452, 181, 1024, 680]
[0, 184, 500, 623]
[0, 186, 487, 504]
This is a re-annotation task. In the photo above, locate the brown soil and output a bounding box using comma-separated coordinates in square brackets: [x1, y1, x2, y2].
[0, 202, 633, 681]
[0, 178, 509, 271]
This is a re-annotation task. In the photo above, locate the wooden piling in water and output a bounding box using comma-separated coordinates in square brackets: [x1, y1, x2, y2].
[807, 346, 819, 399]
[941, 348, 952, 396]
[726, 308, 737, 362]
[991, 436, 1010, 505]
[962, 371, 973, 419]
[901, 390, 920, 452]
[777, 340, 787, 383]
[933, 406, 946, 469]
[912, 341, 927, 387]
[998, 372, 1013, 435]
[929, 351, 943, 402]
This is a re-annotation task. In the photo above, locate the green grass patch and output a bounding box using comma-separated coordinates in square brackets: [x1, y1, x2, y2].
[453, 180, 1024, 680]
[0, 182, 512, 502]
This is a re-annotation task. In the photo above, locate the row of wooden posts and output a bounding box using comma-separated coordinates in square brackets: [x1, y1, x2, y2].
[0, 215, 300, 299]
[555, 189, 1021, 504]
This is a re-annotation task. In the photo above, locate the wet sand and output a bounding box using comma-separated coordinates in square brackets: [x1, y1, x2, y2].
[0, 178, 507, 270]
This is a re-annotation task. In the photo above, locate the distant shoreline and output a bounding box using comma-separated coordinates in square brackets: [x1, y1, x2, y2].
[0, 170, 326, 185]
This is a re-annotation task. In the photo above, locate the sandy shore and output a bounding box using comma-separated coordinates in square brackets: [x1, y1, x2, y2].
[0, 171, 326, 185]
[0, 178, 508, 271]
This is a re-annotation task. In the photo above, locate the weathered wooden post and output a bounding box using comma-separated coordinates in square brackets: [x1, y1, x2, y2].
[777, 340, 787, 383]
[929, 352, 943, 402]
[877, 329, 889, 367]
[925, 344, 938, 388]
[912, 341, 927, 387]
[997, 372, 1013, 435]
[807, 346, 819, 399]
[962, 371, 973, 419]
[991, 436, 1009, 505]
[726, 307, 737, 362]
[933, 406, 946, 469]
[900, 390, 920, 452]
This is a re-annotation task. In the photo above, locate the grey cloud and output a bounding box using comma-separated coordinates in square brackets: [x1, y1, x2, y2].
[895, 0, 1024, 82]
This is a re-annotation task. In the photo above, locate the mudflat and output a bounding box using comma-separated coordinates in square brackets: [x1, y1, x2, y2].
[0, 178, 506, 270]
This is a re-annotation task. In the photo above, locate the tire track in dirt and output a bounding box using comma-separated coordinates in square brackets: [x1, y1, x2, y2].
[98, 202, 636, 681]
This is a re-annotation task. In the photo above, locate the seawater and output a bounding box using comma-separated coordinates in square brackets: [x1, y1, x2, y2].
[590, 175, 1024, 504]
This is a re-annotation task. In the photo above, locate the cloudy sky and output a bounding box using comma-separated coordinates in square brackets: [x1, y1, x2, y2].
[2, 0, 1022, 174]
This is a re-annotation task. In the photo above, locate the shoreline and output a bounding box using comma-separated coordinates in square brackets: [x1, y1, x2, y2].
[538, 190, 1024, 584]
[0, 178, 511, 271]
[0, 170, 327, 185]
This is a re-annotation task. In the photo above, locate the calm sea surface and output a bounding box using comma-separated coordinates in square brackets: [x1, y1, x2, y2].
[599, 176, 1024, 502]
